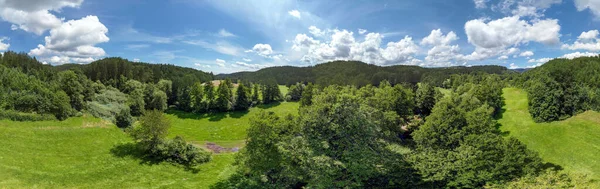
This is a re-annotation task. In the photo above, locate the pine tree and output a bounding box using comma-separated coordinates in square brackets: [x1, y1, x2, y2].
[235, 83, 251, 111]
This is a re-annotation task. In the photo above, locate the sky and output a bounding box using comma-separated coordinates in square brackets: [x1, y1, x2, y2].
[1, 0, 600, 73]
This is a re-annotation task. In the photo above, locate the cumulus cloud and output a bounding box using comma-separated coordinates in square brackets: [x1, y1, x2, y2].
[215, 58, 226, 67]
[0, 0, 84, 35]
[574, 0, 600, 18]
[195, 63, 211, 68]
[308, 26, 325, 37]
[562, 30, 600, 51]
[420, 29, 462, 66]
[0, 37, 9, 51]
[291, 29, 421, 66]
[243, 58, 252, 62]
[519, 51, 534, 57]
[252, 43, 273, 56]
[498, 55, 509, 60]
[465, 16, 560, 49]
[528, 52, 598, 64]
[288, 10, 301, 18]
[29, 15, 109, 64]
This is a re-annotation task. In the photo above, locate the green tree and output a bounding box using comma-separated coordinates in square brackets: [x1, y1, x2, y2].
[204, 82, 216, 111]
[190, 82, 206, 113]
[124, 80, 145, 116]
[176, 86, 192, 112]
[251, 83, 260, 105]
[115, 108, 133, 128]
[130, 110, 171, 150]
[157, 79, 174, 105]
[300, 83, 314, 107]
[234, 83, 251, 111]
[58, 70, 86, 111]
[415, 83, 436, 116]
[285, 82, 305, 101]
[215, 81, 232, 112]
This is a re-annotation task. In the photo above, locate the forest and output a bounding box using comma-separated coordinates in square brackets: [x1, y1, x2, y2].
[1, 50, 599, 188]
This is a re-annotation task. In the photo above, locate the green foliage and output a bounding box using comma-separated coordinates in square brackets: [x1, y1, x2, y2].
[145, 85, 168, 111]
[410, 93, 543, 188]
[0, 110, 56, 121]
[299, 83, 314, 107]
[58, 70, 92, 111]
[130, 110, 171, 150]
[115, 108, 133, 128]
[526, 73, 563, 122]
[204, 82, 216, 110]
[487, 169, 592, 189]
[190, 82, 206, 113]
[86, 87, 129, 122]
[152, 136, 212, 167]
[218, 60, 507, 87]
[285, 82, 305, 101]
[415, 83, 436, 116]
[251, 83, 260, 105]
[215, 81, 233, 112]
[261, 82, 282, 104]
[234, 83, 251, 110]
[176, 86, 192, 112]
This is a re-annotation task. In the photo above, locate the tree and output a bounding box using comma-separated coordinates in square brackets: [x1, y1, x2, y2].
[130, 110, 171, 150]
[147, 89, 168, 111]
[115, 108, 133, 128]
[124, 80, 145, 116]
[300, 83, 314, 107]
[415, 83, 436, 116]
[215, 81, 233, 112]
[251, 83, 260, 105]
[526, 73, 562, 122]
[157, 79, 174, 105]
[204, 82, 216, 111]
[176, 86, 192, 112]
[58, 70, 86, 111]
[190, 82, 206, 113]
[285, 82, 305, 101]
[262, 82, 282, 104]
[234, 83, 251, 111]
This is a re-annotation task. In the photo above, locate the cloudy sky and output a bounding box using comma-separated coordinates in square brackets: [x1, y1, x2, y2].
[1, 0, 600, 73]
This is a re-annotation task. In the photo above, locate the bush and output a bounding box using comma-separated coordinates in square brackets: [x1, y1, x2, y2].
[115, 108, 133, 128]
[0, 110, 56, 121]
[152, 136, 211, 166]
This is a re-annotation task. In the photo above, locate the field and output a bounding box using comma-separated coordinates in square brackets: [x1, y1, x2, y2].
[499, 88, 600, 180]
[0, 85, 299, 188]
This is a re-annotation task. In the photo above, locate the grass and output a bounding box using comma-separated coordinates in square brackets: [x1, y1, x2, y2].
[0, 84, 299, 188]
[166, 101, 299, 148]
[0, 115, 236, 188]
[498, 88, 600, 181]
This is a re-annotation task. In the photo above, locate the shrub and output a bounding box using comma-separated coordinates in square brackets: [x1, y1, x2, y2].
[115, 108, 133, 128]
[0, 110, 56, 121]
[152, 136, 211, 166]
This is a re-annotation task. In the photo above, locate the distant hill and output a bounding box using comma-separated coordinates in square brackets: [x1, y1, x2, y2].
[218, 60, 509, 86]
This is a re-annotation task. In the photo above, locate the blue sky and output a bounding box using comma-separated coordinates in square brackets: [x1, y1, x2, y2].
[1, 0, 600, 73]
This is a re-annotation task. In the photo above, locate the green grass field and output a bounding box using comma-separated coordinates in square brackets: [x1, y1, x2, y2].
[499, 88, 600, 180]
[0, 86, 299, 188]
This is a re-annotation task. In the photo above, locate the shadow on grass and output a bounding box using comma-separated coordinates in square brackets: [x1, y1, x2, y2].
[541, 162, 564, 171]
[165, 102, 284, 121]
[110, 142, 200, 173]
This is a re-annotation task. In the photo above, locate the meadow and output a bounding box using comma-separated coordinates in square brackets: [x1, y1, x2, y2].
[499, 88, 600, 180]
[0, 92, 299, 188]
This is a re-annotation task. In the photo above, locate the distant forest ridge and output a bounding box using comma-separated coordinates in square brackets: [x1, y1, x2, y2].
[217, 60, 510, 86]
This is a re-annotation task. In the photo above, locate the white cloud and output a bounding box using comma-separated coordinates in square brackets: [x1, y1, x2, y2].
[288, 9, 301, 18]
[474, 0, 489, 9]
[215, 58, 226, 67]
[292, 29, 421, 66]
[217, 29, 235, 37]
[358, 28, 367, 35]
[29, 15, 109, 64]
[491, 0, 561, 17]
[0, 37, 9, 51]
[243, 58, 252, 62]
[184, 40, 244, 56]
[252, 43, 273, 56]
[420, 29, 461, 66]
[465, 16, 560, 49]
[0, 0, 83, 35]
[509, 63, 519, 69]
[498, 55, 509, 60]
[560, 51, 597, 59]
[519, 51, 534, 57]
[562, 30, 600, 51]
[308, 26, 325, 37]
[528, 57, 552, 63]
[126, 44, 150, 50]
[195, 63, 212, 68]
[133, 58, 140, 62]
[235, 61, 266, 69]
[574, 0, 600, 18]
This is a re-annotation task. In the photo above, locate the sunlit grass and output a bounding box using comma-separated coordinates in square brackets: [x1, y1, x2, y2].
[499, 88, 600, 182]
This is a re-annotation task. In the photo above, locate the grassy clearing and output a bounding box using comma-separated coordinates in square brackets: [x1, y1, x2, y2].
[0, 115, 236, 188]
[166, 101, 299, 148]
[499, 88, 600, 180]
[0, 84, 299, 188]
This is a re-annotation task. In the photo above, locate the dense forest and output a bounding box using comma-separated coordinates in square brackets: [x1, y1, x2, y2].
[217, 60, 509, 87]
[1, 51, 598, 188]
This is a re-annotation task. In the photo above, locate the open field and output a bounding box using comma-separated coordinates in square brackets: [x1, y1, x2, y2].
[0, 95, 299, 188]
[499, 88, 600, 180]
